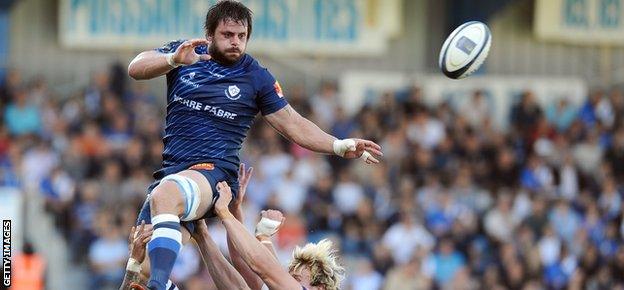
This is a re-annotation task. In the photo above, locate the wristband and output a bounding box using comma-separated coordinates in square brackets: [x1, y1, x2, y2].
[126, 258, 141, 273]
[255, 217, 282, 237]
[332, 139, 356, 157]
[166, 53, 182, 68]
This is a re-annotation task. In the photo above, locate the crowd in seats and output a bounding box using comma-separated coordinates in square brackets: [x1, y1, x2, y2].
[1, 66, 624, 290]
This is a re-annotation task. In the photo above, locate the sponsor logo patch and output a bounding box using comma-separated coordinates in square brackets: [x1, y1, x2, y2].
[274, 81, 284, 98]
[189, 163, 215, 171]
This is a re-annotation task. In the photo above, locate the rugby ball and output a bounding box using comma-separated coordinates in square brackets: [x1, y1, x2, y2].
[439, 21, 492, 79]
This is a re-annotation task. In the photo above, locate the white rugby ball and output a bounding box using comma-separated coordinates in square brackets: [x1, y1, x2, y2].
[439, 21, 492, 79]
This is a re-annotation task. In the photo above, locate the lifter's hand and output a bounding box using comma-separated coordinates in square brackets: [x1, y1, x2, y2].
[340, 138, 383, 164]
[170, 38, 211, 66]
[215, 181, 234, 219]
[128, 221, 153, 264]
[255, 210, 285, 239]
[231, 163, 253, 211]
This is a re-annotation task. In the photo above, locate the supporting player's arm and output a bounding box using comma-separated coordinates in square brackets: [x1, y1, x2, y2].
[128, 38, 211, 80]
[191, 219, 251, 290]
[227, 164, 265, 290]
[226, 164, 284, 290]
[264, 105, 383, 164]
[215, 182, 302, 290]
[119, 222, 153, 290]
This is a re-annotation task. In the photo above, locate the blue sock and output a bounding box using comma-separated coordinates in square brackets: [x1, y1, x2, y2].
[147, 214, 182, 290]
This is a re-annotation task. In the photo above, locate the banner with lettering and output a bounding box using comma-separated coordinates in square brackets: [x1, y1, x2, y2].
[535, 0, 624, 45]
[60, 0, 401, 55]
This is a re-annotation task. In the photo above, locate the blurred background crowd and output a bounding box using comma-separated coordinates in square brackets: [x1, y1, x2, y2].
[4, 0, 624, 289]
[2, 63, 624, 290]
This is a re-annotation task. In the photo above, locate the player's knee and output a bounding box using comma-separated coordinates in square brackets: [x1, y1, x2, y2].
[150, 181, 185, 215]
[151, 174, 203, 221]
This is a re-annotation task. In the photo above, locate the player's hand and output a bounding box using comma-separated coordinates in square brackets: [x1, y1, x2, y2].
[343, 138, 383, 164]
[255, 209, 285, 239]
[171, 38, 211, 66]
[128, 221, 153, 263]
[261, 210, 285, 225]
[231, 163, 253, 210]
[191, 219, 209, 241]
[215, 181, 234, 219]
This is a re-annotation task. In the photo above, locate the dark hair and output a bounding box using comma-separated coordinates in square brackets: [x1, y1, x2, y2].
[204, 0, 253, 39]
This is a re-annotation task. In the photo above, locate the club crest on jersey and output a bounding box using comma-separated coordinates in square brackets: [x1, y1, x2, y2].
[225, 85, 241, 100]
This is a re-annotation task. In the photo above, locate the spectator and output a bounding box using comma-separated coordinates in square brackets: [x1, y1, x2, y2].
[4, 88, 41, 136]
[458, 90, 491, 128]
[332, 170, 365, 215]
[549, 200, 581, 243]
[572, 130, 604, 175]
[382, 211, 435, 265]
[406, 108, 446, 150]
[484, 193, 519, 243]
[11, 242, 46, 290]
[348, 257, 384, 290]
[578, 90, 603, 128]
[605, 127, 624, 180]
[88, 217, 127, 289]
[546, 99, 577, 132]
[510, 90, 543, 140]
[310, 81, 339, 129]
[383, 255, 431, 290]
[428, 238, 466, 287]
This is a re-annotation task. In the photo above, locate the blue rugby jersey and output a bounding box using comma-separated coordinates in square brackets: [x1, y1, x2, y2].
[152, 40, 288, 180]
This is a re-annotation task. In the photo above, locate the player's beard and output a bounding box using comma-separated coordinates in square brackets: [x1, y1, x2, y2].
[209, 43, 243, 66]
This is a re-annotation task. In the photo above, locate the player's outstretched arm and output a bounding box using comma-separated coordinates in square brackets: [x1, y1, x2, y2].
[128, 38, 211, 80]
[191, 219, 251, 290]
[215, 182, 302, 290]
[119, 221, 153, 290]
[264, 105, 383, 164]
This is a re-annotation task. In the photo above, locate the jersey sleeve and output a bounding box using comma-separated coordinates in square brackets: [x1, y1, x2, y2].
[154, 39, 208, 55]
[256, 69, 288, 116]
[154, 39, 185, 53]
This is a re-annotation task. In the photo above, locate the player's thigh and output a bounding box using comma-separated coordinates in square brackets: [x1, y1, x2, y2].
[149, 180, 186, 215]
[176, 169, 215, 220]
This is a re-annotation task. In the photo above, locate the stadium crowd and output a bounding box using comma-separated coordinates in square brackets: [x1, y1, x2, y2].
[1, 64, 624, 290]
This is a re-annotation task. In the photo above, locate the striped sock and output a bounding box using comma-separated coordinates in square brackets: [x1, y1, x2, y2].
[147, 214, 182, 290]
[166, 279, 179, 290]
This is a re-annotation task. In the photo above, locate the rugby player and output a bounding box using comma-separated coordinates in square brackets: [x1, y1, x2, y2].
[126, 1, 382, 289]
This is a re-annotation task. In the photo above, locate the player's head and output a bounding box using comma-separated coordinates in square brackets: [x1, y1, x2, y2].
[204, 0, 253, 65]
[288, 239, 345, 290]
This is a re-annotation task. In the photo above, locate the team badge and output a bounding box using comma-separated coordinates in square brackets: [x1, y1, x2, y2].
[225, 85, 241, 100]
